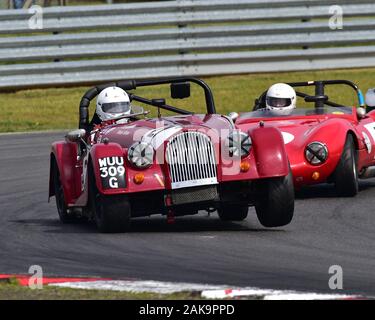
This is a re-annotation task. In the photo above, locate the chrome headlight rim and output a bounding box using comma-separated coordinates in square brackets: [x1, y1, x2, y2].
[305, 141, 328, 166]
[226, 130, 252, 158]
[127, 141, 154, 169]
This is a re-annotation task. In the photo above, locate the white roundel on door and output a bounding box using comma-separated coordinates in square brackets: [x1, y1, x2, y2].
[282, 132, 295, 144]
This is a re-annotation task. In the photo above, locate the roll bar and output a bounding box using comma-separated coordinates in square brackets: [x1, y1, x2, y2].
[79, 77, 216, 130]
[254, 79, 365, 112]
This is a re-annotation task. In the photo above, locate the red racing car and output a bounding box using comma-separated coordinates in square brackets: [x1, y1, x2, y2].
[49, 77, 294, 232]
[232, 80, 375, 196]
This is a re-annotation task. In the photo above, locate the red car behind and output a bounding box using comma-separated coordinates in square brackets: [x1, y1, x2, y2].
[234, 80, 375, 196]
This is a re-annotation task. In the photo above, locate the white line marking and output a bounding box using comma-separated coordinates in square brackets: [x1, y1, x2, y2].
[263, 293, 357, 300]
[202, 289, 358, 300]
[49, 280, 361, 300]
[50, 280, 229, 295]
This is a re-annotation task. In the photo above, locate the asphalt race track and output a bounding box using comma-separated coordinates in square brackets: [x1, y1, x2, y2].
[1, 132, 375, 296]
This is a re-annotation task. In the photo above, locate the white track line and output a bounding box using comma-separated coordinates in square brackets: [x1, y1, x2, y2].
[49, 280, 360, 300]
[51, 280, 229, 295]
[202, 289, 358, 300]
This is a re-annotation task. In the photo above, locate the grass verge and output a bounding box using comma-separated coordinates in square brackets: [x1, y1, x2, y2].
[0, 278, 200, 300]
[0, 68, 374, 133]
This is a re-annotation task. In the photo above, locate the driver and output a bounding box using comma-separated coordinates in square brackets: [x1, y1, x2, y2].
[89, 86, 132, 129]
[265, 83, 296, 116]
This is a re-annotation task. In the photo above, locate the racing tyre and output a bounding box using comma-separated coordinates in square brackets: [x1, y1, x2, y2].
[333, 135, 358, 197]
[52, 159, 81, 223]
[89, 165, 131, 233]
[254, 169, 294, 228]
[218, 204, 248, 221]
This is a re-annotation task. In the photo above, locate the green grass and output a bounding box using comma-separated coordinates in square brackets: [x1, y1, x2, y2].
[0, 67, 374, 133]
[0, 278, 199, 300]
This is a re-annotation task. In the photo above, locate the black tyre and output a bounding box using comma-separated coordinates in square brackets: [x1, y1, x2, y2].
[254, 169, 294, 228]
[333, 135, 358, 197]
[52, 159, 80, 223]
[218, 204, 248, 221]
[89, 165, 131, 233]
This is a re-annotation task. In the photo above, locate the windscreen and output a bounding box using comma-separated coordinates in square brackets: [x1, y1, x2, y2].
[243, 106, 353, 119]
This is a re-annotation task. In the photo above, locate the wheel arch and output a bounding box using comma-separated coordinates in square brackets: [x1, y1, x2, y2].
[88, 142, 127, 195]
[347, 129, 360, 151]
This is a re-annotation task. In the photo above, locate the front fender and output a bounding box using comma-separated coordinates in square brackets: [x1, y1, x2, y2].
[287, 118, 360, 185]
[303, 118, 359, 172]
[49, 141, 79, 205]
[250, 125, 289, 178]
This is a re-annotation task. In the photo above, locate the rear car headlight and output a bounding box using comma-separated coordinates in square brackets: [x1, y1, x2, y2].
[305, 142, 328, 165]
[127, 142, 154, 169]
[226, 131, 252, 158]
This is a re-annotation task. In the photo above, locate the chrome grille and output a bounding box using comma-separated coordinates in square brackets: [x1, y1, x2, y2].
[166, 131, 218, 189]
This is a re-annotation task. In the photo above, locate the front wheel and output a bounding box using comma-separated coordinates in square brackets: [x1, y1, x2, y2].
[218, 204, 248, 221]
[89, 166, 131, 233]
[333, 135, 358, 197]
[254, 170, 294, 228]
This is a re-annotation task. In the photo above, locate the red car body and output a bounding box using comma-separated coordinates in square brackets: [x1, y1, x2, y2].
[51, 116, 289, 202]
[235, 80, 375, 194]
[49, 77, 294, 232]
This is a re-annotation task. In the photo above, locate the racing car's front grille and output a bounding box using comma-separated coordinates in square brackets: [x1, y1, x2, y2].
[171, 185, 218, 205]
[166, 131, 218, 189]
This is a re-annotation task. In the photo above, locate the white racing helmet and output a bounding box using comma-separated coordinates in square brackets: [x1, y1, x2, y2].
[96, 86, 131, 121]
[266, 83, 296, 116]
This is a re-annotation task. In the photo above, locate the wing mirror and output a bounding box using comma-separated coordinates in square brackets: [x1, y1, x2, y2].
[151, 98, 166, 107]
[66, 129, 86, 143]
[171, 82, 191, 99]
[228, 112, 239, 122]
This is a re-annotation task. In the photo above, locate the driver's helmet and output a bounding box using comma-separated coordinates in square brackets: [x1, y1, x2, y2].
[365, 88, 375, 107]
[266, 83, 296, 116]
[96, 86, 131, 121]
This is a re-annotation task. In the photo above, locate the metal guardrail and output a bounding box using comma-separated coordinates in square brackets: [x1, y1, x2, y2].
[0, 0, 375, 90]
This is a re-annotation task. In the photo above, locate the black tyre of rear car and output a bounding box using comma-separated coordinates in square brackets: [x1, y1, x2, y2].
[254, 169, 294, 228]
[88, 165, 131, 233]
[218, 204, 248, 221]
[52, 159, 80, 223]
[333, 135, 358, 197]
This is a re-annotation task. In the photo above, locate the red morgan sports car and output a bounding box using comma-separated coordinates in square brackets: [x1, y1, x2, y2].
[49, 77, 294, 233]
[232, 80, 375, 197]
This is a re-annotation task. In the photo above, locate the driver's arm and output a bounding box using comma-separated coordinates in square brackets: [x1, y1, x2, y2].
[88, 113, 101, 132]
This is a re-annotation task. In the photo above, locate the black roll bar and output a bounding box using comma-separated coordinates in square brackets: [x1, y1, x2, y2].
[79, 77, 216, 130]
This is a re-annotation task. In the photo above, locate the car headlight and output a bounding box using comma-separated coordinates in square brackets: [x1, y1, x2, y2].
[305, 142, 328, 165]
[127, 142, 154, 169]
[226, 131, 252, 157]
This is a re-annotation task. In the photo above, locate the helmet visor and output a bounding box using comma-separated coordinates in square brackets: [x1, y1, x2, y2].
[267, 97, 292, 108]
[101, 101, 130, 114]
